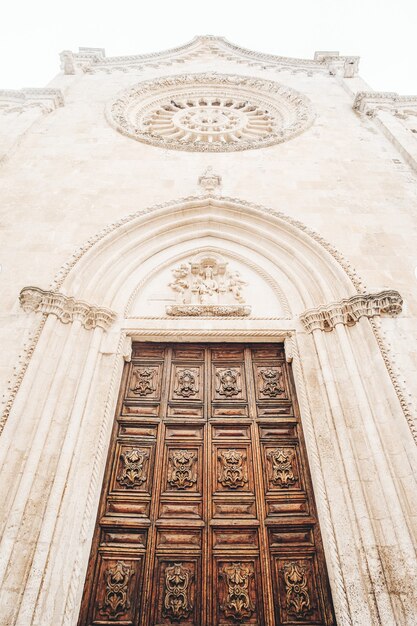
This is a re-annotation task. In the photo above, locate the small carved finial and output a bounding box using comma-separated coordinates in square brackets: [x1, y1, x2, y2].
[198, 167, 221, 193]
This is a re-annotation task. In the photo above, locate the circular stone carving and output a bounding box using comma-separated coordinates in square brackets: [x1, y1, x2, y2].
[107, 74, 314, 152]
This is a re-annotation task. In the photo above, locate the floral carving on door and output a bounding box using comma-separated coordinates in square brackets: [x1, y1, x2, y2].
[283, 561, 312, 619]
[162, 562, 193, 622]
[258, 367, 284, 398]
[168, 449, 197, 490]
[130, 366, 156, 396]
[218, 449, 248, 489]
[268, 447, 297, 488]
[116, 448, 149, 489]
[99, 560, 133, 619]
[220, 561, 255, 621]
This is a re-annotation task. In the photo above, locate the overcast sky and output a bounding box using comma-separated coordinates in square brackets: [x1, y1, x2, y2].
[2, 0, 417, 93]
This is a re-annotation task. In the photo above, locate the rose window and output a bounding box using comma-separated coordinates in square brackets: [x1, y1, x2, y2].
[107, 74, 314, 152]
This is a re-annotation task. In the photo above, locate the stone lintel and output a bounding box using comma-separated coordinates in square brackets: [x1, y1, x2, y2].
[19, 286, 117, 330]
[300, 290, 402, 333]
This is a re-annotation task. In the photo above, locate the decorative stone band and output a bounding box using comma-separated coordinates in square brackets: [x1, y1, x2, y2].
[166, 304, 251, 317]
[19, 286, 117, 331]
[300, 290, 402, 333]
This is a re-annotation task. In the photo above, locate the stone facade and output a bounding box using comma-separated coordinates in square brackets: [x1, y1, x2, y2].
[0, 36, 417, 625]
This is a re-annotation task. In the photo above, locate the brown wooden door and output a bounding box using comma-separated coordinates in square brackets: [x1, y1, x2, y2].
[78, 343, 335, 626]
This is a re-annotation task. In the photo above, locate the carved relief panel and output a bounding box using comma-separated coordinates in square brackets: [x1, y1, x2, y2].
[213, 366, 246, 401]
[90, 554, 143, 625]
[254, 363, 288, 401]
[172, 367, 201, 399]
[163, 446, 202, 494]
[264, 445, 302, 492]
[215, 558, 263, 625]
[113, 445, 151, 491]
[127, 364, 162, 400]
[151, 558, 200, 626]
[272, 556, 324, 624]
[215, 447, 251, 492]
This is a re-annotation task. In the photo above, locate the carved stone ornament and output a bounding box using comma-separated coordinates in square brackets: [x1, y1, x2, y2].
[283, 561, 312, 619]
[353, 91, 417, 118]
[167, 253, 250, 317]
[259, 367, 284, 397]
[0, 88, 64, 115]
[198, 166, 221, 192]
[218, 449, 248, 489]
[99, 560, 133, 619]
[166, 304, 251, 317]
[220, 562, 255, 621]
[116, 448, 149, 488]
[168, 450, 197, 490]
[268, 448, 297, 487]
[300, 290, 403, 333]
[174, 368, 199, 398]
[106, 73, 314, 152]
[216, 368, 241, 398]
[130, 366, 156, 396]
[19, 286, 116, 330]
[162, 563, 193, 622]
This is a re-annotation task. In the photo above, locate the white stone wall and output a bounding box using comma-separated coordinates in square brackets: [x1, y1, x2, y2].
[0, 39, 417, 625]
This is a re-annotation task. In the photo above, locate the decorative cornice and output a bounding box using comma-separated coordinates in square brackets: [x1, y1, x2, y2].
[0, 88, 64, 114]
[300, 290, 402, 333]
[353, 91, 417, 118]
[59, 37, 358, 77]
[19, 287, 117, 330]
[166, 304, 251, 317]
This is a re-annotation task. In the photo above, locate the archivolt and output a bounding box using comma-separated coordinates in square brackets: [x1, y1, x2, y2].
[50, 195, 365, 313]
[124, 245, 292, 318]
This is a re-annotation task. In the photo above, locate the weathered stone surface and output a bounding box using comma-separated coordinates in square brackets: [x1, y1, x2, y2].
[0, 36, 416, 626]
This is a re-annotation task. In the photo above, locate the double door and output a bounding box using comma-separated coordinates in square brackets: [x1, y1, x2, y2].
[78, 342, 335, 625]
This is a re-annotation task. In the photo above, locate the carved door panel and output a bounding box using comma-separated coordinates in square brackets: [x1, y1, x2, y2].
[78, 343, 335, 626]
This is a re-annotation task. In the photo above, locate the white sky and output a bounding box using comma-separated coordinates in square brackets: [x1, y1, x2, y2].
[2, 0, 417, 93]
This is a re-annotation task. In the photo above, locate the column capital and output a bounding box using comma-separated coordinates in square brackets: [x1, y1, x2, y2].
[19, 286, 117, 331]
[300, 290, 402, 333]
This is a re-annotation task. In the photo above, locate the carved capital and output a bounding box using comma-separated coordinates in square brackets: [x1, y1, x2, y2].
[300, 290, 402, 333]
[19, 286, 117, 330]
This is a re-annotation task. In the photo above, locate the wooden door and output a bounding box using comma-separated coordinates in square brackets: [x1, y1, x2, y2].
[78, 343, 335, 626]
